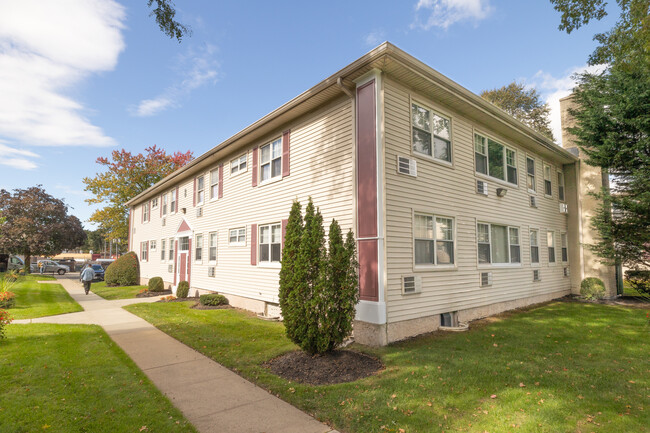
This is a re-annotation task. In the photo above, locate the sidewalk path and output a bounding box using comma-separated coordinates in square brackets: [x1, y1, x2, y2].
[15, 275, 337, 433]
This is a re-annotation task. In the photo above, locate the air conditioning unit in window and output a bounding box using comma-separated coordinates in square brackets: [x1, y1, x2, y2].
[397, 156, 417, 177]
[196, 207, 203, 217]
[208, 267, 215, 277]
[533, 269, 541, 281]
[530, 196, 537, 208]
[162, 217, 166, 227]
[168, 265, 173, 273]
[559, 203, 568, 214]
[402, 275, 421, 294]
[480, 271, 492, 287]
[476, 180, 488, 196]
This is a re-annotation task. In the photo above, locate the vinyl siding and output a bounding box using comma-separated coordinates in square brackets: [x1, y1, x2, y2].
[383, 77, 570, 323]
[131, 97, 355, 303]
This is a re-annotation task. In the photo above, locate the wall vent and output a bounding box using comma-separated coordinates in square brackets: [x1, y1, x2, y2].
[476, 180, 488, 196]
[402, 275, 421, 294]
[530, 196, 537, 207]
[480, 271, 492, 287]
[208, 266, 215, 277]
[533, 269, 541, 281]
[559, 203, 568, 214]
[196, 207, 203, 217]
[168, 264, 173, 273]
[440, 312, 459, 327]
[397, 156, 417, 177]
[563, 267, 570, 277]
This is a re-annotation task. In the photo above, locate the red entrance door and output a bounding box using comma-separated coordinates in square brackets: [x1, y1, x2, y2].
[179, 252, 187, 282]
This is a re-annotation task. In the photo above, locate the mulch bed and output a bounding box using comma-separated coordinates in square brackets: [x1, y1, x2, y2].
[265, 350, 384, 385]
[136, 289, 172, 298]
[155, 297, 232, 310]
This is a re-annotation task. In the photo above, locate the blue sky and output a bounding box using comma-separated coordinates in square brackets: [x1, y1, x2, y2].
[0, 0, 616, 229]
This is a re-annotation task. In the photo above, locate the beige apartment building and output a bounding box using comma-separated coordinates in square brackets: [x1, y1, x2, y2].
[126, 43, 615, 346]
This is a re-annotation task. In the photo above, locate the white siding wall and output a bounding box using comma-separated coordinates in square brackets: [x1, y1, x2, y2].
[131, 97, 355, 303]
[383, 77, 570, 324]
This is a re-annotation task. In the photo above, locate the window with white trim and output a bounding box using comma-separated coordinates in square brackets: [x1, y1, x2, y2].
[527, 157, 536, 192]
[162, 194, 168, 215]
[140, 241, 148, 261]
[477, 223, 520, 264]
[195, 234, 203, 261]
[150, 240, 157, 252]
[230, 154, 247, 175]
[530, 229, 540, 264]
[229, 227, 246, 246]
[151, 197, 158, 209]
[210, 168, 219, 199]
[547, 231, 556, 263]
[414, 214, 454, 265]
[209, 232, 217, 262]
[179, 236, 189, 251]
[196, 176, 205, 205]
[161, 239, 166, 261]
[544, 163, 552, 196]
[170, 190, 177, 214]
[412, 102, 451, 162]
[474, 133, 517, 184]
[561, 232, 568, 262]
[143, 202, 150, 222]
[169, 237, 175, 261]
[259, 223, 281, 263]
[260, 138, 282, 182]
[557, 171, 565, 201]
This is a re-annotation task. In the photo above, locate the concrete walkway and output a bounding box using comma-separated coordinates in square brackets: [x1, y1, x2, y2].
[15, 276, 337, 433]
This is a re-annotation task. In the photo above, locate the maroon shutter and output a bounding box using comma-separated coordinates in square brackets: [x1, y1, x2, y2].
[141, 204, 143, 223]
[250, 224, 257, 265]
[218, 163, 223, 199]
[193, 178, 197, 207]
[187, 238, 192, 287]
[160, 195, 163, 217]
[173, 240, 178, 285]
[282, 130, 290, 177]
[175, 187, 179, 212]
[281, 219, 288, 249]
[252, 147, 258, 187]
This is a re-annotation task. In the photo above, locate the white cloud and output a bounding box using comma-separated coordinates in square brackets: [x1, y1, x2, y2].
[0, 0, 124, 147]
[527, 64, 607, 146]
[132, 44, 219, 117]
[412, 0, 492, 30]
[364, 30, 386, 47]
[0, 142, 39, 170]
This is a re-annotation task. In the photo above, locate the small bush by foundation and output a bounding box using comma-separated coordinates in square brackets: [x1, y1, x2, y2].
[148, 277, 164, 292]
[580, 277, 606, 300]
[176, 281, 189, 298]
[199, 294, 228, 306]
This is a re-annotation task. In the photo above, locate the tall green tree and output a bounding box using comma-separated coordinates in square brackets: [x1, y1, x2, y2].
[481, 82, 555, 140]
[0, 186, 86, 273]
[278, 200, 303, 343]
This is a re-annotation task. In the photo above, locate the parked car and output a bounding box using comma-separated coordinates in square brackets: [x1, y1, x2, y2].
[31, 260, 70, 275]
[79, 264, 105, 282]
[0, 254, 24, 272]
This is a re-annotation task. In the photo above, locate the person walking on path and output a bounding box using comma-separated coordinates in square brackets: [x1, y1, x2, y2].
[80, 265, 95, 295]
[38, 261, 44, 275]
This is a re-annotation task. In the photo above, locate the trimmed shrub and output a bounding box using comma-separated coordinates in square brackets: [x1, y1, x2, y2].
[0, 309, 12, 339]
[104, 252, 140, 287]
[199, 294, 228, 306]
[580, 277, 606, 300]
[625, 270, 650, 295]
[148, 277, 164, 292]
[176, 281, 189, 298]
[0, 291, 15, 309]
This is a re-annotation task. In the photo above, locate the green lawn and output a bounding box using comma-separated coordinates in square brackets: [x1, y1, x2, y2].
[0, 324, 196, 433]
[3, 274, 82, 320]
[125, 301, 650, 433]
[91, 281, 147, 300]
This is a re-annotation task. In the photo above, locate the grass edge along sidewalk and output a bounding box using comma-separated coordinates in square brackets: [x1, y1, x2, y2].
[125, 301, 650, 433]
[1, 273, 82, 320]
[0, 323, 197, 433]
[91, 280, 148, 300]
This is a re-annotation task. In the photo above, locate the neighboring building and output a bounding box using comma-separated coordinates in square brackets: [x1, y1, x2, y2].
[126, 43, 615, 346]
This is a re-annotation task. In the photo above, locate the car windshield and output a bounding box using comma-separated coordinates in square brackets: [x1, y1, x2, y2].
[92, 265, 103, 271]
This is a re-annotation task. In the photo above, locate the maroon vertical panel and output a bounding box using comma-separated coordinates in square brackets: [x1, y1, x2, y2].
[160, 195, 163, 217]
[356, 80, 377, 238]
[250, 224, 257, 265]
[173, 240, 178, 285]
[218, 163, 224, 199]
[281, 219, 288, 249]
[282, 130, 290, 177]
[252, 147, 258, 187]
[358, 239, 379, 301]
[175, 187, 179, 212]
[179, 253, 185, 282]
[193, 178, 197, 207]
[187, 238, 192, 287]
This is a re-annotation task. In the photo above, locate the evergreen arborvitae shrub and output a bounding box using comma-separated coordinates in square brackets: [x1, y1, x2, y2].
[148, 277, 164, 292]
[199, 293, 228, 306]
[580, 277, 606, 300]
[176, 281, 190, 298]
[278, 200, 303, 343]
[104, 252, 140, 287]
[625, 270, 650, 295]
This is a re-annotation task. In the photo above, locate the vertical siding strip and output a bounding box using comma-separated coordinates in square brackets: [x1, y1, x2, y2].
[193, 178, 197, 207]
[282, 130, 290, 177]
[175, 187, 179, 213]
[358, 239, 379, 301]
[160, 195, 163, 217]
[252, 147, 258, 187]
[218, 163, 224, 199]
[173, 240, 178, 285]
[250, 223, 257, 265]
[356, 80, 378, 238]
[188, 238, 192, 287]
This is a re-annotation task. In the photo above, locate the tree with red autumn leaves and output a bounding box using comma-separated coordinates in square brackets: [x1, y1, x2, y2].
[0, 186, 86, 273]
[83, 145, 193, 247]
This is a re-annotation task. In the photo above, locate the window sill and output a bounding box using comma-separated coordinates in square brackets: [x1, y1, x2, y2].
[478, 263, 522, 269]
[527, 189, 537, 195]
[530, 263, 541, 268]
[208, 261, 217, 266]
[412, 151, 453, 169]
[258, 262, 281, 269]
[259, 176, 283, 187]
[228, 242, 246, 247]
[412, 264, 457, 272]
[475, 172, 518, 189]
[544, 194, 553, 199]
[230, 169, 247, 178]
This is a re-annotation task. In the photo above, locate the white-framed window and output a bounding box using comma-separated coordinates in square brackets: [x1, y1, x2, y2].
[151, 197, 158, 210]
[195, 234, 203, 262]
[229, 227, 246, 246]
[143, 202, 150, 223]
[547, 230, 556, 263]
[414, 213, 454, 266]
[474, 133, 517, 184]
[544, 163, 553, 197]
[557, 171, 565, 201]
[179, 236, 189, 251]
[230, 154, 247, 175]
[161, 239, 166, 261]
[530, 229, 540, 264]
[196, 176, 205, 205]
[477, 223, 521, 264]
[412, 102, 451, 163]
[259, 223, 282, 263]
[260, 138, 282, 182]
[162, 194, 168, 215]
[210, 168, 219, 200]
[209, 232, 217, 262]
[169, 237, 175, 261]
[140, 241, 148, 262]
[527, 156, 536, 192]
[170, 190, 177, 214]
[561, 232, 568, 262]
[150, 240, 157, 252]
